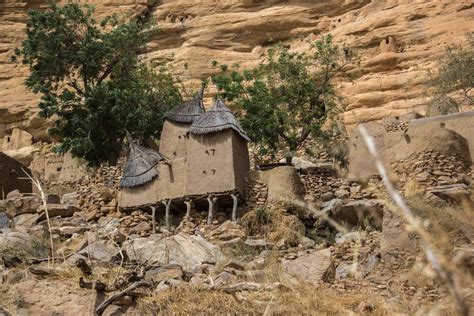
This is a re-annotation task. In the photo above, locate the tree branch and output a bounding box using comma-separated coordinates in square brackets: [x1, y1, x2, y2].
[67, 82, 85, 96]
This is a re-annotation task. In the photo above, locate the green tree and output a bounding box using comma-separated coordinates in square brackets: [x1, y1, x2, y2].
[211, 35, 351, 157]
[13, 2, 182, 165]
[427, 33, 474, 116]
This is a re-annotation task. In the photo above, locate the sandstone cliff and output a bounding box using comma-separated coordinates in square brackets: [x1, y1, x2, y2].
[1, 0, 473, 144]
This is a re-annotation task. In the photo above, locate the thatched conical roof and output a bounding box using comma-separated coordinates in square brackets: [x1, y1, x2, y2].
[120, 142, 168, 188]
[164, 89, 204, 124]
[189, 99, 250, 141]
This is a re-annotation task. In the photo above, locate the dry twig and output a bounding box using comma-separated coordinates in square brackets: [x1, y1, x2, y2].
[21, 168, 55, 266]
[95, 280, 153, 315]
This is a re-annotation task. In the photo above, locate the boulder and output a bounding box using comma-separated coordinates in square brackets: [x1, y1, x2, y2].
[123, 233, 223, 272]
[0, 212, 9, 229]
[281, 248, 334, 285]
[244, 238, 268, 249]
[452, 245, 474, 275]
[426, 183, 471, 203]
[145, 264, 184, 283]
[5, 191, 41, 217]
[61, 192, 78, 205]
[78, 240, 120, 262]
[381, 208, 419, 263]
[280, 157, 316, 170]
[37, 204, 81, 219]
[265, 166, 305, 202]
[0, 230, 32, 249]
[335, 231, 367, 244]
[337, 200, 384, 230]
[209, 221, 245, 242]
[13, 213, 40, 230]
[2, 128, 33, 151]
[318, 199, 384, 230]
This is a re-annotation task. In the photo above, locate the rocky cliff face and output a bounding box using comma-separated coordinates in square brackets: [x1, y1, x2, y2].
[1, 0, 473, 143]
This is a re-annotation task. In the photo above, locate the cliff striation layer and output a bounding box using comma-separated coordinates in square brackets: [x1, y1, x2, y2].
[1, 0, 473, 143]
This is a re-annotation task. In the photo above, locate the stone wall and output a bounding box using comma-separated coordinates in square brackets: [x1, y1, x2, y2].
[391, 150, 471, 189]
[244, 166, 381, 209]
[299, 169, 379, 203]
[348, 112, 474, 180]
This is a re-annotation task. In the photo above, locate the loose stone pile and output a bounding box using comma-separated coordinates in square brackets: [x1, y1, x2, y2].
[391, 150, 471, 188]
[383, 121, 408, 133]
[244, 177, 268, 209]
[119, 210, 153, 237]
[299, 169, 379, 202]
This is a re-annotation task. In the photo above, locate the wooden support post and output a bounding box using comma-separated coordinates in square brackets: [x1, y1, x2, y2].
[231, 194, 238, 221]
[151, 206, 156, 234]
[207, 196, 217, 225]
[162, 200, 172, 228]
[184, 200, 192, 221]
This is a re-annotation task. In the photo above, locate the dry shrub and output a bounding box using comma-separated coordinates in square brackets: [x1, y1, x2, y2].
[267, 211, 304, 246]
[240, 205, 305, 246]
[221, 241, 260, 261]
[404, 178, 425, 198]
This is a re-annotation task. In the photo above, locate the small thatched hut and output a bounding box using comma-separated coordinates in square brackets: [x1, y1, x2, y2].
[186, 99, 250, 196]
[118, 140, 167, 208]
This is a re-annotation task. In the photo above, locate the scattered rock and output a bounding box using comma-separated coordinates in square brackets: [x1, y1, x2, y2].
[78, 240, 120, 262]
[281, 248, 334, 285]
[13, 213, 40, 230]
[0, 212, 9, 229]
[334, 200, 384, 230]
[452, 245, 474, 275]
[61, 192, 78, 205]
[37, 204, 80, 219]
[145, 264, 184, 283]
[123, 233, 223, 272]
[5, 191, 41, 217]
[426, 183, 470, 203]
[244, 238, 268, 249]
[335, 231, 367, 244]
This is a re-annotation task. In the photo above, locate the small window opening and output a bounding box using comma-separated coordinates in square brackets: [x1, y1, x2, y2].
[440, 123, 445, 128]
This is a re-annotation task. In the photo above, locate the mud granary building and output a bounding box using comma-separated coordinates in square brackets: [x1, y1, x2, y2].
[118, 93, 251, 222]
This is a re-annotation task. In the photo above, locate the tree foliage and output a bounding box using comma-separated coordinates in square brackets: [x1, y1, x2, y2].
[13, 2, 182, 165]
[211, 35, 351, 156]
[427, 33, 474, 116]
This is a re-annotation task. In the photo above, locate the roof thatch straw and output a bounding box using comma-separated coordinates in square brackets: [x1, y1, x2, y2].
[189, 99, 250, 141]
[120, 142, 168, 188]
[164, 89, 204, 123]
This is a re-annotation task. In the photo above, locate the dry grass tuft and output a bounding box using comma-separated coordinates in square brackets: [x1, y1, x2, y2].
[137, 284, 392, 315]
[240, 205, 305, 246]
[138, 286, 264, 315]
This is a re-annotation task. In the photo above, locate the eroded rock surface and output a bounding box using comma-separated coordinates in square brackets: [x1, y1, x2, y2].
[1, 1, 473, 143]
